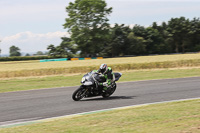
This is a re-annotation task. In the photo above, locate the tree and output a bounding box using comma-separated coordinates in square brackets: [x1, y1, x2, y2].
[127, 32, 146, 55]
[36, 51, 44, 55]
[102, 24, 131, 57]
[55, 46, 66, 56]
[145, 27, 164, 54]
[167, 17, 191, 53]
[188, 17, 200, 52]
[132, 25, 147, 38]
[63, 0, 112, 57]
[25, 53, 30, 56]
[0, 40, 1, 57]
[47, 44, 65, 57]
[60, 37, 77, 57]
[9, 45, 21, 56]
[47, 44, 56, 56]
[47, 38, 77, 57]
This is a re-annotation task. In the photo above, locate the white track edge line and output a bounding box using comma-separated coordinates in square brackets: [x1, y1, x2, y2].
[1, 97, 200, 128]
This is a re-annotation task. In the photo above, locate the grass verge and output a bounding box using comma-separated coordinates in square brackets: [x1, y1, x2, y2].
[1, 68, 200, 93]
[1, 99, 199, 133]
[1, 53, 200, 78]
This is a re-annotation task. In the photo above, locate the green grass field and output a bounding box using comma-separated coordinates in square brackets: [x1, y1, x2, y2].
[1, 99, 199, 133]
[0, 53, 200, 132]
[1, 68, 200, 93]
[1, 53, 200, 71]
[1, 53, 200, 78]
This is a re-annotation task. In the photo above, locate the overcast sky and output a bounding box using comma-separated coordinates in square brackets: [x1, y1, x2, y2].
[0, 0, 200, 55]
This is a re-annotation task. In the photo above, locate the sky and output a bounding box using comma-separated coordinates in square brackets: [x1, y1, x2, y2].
[0, 0, 200, 55]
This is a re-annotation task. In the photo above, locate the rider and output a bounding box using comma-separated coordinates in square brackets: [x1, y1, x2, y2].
[97, 64, 113, 92]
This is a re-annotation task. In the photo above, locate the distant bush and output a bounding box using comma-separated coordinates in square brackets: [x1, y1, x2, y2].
[0, 56, 67, 62]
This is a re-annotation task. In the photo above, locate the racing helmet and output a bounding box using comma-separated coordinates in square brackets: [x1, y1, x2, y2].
[99, 64, 108, 74]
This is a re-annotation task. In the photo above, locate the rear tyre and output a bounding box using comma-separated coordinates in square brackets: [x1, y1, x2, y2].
[102, 83, 117, 98]
[72, 87, 87, 101]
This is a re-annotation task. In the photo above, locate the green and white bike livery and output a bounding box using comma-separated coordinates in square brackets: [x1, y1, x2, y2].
[72, 70, 122, 101]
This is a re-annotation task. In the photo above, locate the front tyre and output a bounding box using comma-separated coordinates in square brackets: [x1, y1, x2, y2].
[72, 87, 87, 101]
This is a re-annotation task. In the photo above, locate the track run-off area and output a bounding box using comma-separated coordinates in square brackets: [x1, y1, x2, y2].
[0, 77, 200, 127]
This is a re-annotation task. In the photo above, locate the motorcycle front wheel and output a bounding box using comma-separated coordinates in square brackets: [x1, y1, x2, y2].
[72, 87, 87, 101]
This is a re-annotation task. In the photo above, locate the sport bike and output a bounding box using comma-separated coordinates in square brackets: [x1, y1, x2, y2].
[72, 71, 122, 101]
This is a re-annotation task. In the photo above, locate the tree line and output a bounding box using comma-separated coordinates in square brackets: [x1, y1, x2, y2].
[47, 0, 200, 58]
[2, 0, 200, 59]
[104, 17, 200, 57]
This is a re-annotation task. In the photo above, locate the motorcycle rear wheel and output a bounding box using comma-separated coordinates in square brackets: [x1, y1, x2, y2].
[102, 83, 116, 98]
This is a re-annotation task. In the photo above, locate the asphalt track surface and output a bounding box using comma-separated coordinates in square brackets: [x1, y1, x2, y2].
[0, 77, 200, 126]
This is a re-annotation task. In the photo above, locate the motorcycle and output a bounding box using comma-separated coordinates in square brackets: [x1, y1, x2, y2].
[72, 71, 122, 101]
